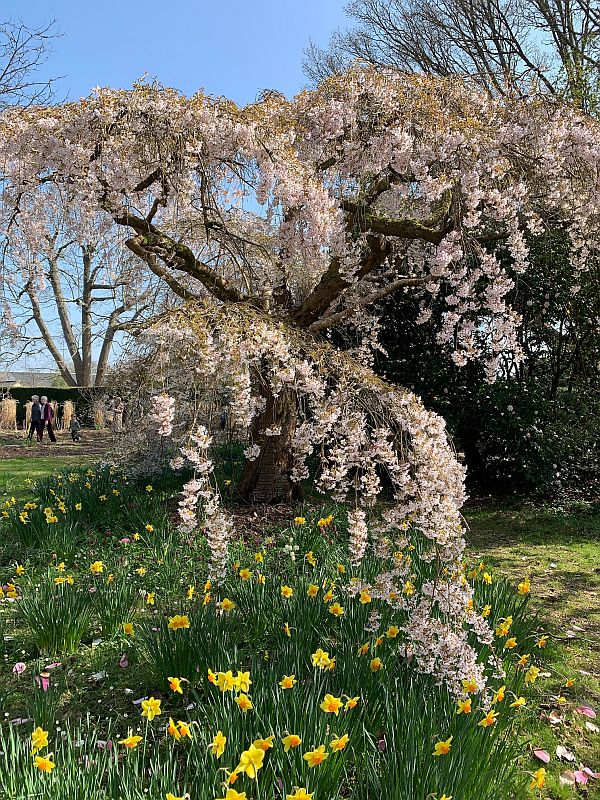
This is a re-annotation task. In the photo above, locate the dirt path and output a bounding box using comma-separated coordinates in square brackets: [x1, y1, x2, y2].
[0, 428, 114, 460]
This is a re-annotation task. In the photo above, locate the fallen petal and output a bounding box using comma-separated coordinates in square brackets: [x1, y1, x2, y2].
[533, 749, 550, 763]
[560, 771, 576, 786]
[576, 706, 597, 718]
[556, 745, 576, 761]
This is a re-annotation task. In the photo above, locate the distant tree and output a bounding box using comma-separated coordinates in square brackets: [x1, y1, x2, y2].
[0, 17, 59, 110]
[304, 0, 600, 110]
[1, 193, 166, 386]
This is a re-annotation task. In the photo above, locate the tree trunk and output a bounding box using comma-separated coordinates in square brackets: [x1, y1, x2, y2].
[237, 382, 303, 504]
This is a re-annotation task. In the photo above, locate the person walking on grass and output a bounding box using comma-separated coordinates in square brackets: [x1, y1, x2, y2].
[40, 395, 57, 443]
[28, 395, 43, 442]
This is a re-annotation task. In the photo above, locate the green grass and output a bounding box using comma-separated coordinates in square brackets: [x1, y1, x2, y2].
[0, 457, 89, 502]
[465, 502, 600, 798]
[1, 455, 599, 797]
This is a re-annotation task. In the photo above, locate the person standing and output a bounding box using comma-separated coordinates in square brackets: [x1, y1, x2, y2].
[111, 396, 124, 433]
[28, 395, 43, 442]
[40, 395, 57, 443]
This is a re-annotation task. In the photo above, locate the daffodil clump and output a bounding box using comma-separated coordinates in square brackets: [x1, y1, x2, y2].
[0, 468, 561, 800]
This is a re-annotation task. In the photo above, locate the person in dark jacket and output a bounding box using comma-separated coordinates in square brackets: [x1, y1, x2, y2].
[40, 396, 57, 443]
[28, 395, 43, 442]
[69, 415, 81, 442]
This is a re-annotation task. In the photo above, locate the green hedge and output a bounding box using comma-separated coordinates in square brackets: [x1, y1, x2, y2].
[6, 387, 103, 427]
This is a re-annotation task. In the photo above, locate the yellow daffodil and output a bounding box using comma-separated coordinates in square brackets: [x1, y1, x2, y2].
[320, 693, 343, 714]
[280, 585, 294, 598]
[282, 733, 302, 751]
[529, 768, 546, 790]
[456, 698, 472, 714]
[518, 577, 531, 594]
[307, 584, 319, 598]
[359, 589, 372, 604]
[145, 524, 154, 532]
[304, 744, 329, 767]
[122, 622, 134, 637]
[146, 592, 155, 605]
[254, 551, 264, 563]
[510, 696, 526, 708]
[462, 677, 478, 693]
[433, 736, 452, 756]
[208, 730, 226, 758]
[31, 726, 48, 754]
[504, 637, 517, 649]
[492, 685, 506, 703]
[141, 697, 162, 720]
[168, 677, 185, 694]
[345, 696, 359, 710]
[311, 648, 332, 669]
[253, 735, 274, 751]
[305, 551, 317, 566]
[235, 671, 251, 692]
[386, 625, 400, 638]
[517, 653, 530, 667]
[294, 516, 306, 525]
[118, 732, 142, 748]
[286, 790, 313, 800]
[89, 560, 103, 574]
[216, 670, 235, 692]
[216, 789, 247, 800]
[336, 563, 346, 573]
[478, 710, 498, 727]
[167, 717, 181, 739]
[177, 720, 191, 738]
[34, 755, 55, 772]
[220, 598, 236, 612]
[236, 743, 264, 778]
[483, 572, 492, 584]
[358, 642, 370, 656]
[135, 567, 146, 576]
[168, 615, 190, 630]
[525, 665, 540, 684]
[329, 602, 344, 617]
[323, 589, 335, 602]
[536, 635, 548, 648]
[15, 564, 25, 575]
[482, 604, 491, 617]
[239, 568, 252, 580]
[235, 693, 253, 712]
[330, 733, 349, 751]
[370, 657, 382, 672]
[279, 674, 296, 689]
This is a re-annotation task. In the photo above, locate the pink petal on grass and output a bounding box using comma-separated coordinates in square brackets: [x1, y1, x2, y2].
[585, 721, 599, 733]
[533, 749, 550, 764]
[583, 767, 600, 779]
[118, 654, 128, 668]
[573, 771, 589, 785]
[556, 745, 576, 762]
[12, 662, 26, 675]
[576, 705, 597, 718]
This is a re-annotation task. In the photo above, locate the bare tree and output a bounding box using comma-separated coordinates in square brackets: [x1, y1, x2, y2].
[0, 18, 59, 110]
[304, 0, 600, 109]
[1, 204, 166, 386]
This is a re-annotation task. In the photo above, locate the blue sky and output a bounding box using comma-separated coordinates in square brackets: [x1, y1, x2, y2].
[6, 0, 348, 104]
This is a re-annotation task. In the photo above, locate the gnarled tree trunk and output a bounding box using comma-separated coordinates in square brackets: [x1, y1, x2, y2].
[237, 380, 302, 504]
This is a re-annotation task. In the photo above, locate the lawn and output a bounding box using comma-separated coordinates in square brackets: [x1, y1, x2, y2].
[0, 455, 598, 799]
